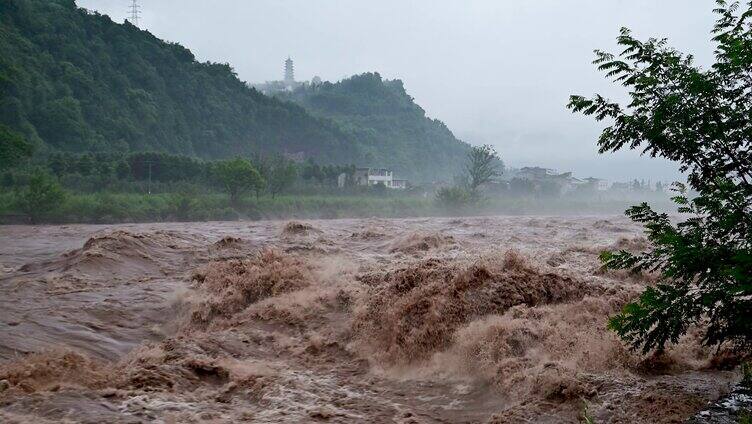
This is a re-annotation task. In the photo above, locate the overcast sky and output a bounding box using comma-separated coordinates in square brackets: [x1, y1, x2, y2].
[79, 0, 718, 182]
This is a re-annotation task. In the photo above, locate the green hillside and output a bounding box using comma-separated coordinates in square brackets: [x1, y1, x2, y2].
[0, 0, 357, 163]
[280, 73, 472, 182]
[0, 0, 470, 182]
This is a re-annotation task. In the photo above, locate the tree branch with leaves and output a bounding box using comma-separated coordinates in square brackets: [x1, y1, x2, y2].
[569, 0, 751, 353]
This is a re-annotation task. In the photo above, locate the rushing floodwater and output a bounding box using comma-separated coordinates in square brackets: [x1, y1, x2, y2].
[0, 216, 742, 423]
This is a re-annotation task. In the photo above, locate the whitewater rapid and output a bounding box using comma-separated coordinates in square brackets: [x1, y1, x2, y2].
[0, 216, 740, 423]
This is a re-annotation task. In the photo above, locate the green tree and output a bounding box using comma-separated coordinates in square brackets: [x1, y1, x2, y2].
[435, 186, 472, 213]
[436, 144, 502, 211]
[15, 170, 67, 224]
[213, 158, 264, 205]
[115, 159, 131, 180]
[266, 156, 297, 199]
[0, 124, 33, 170]
[302, 159, 324, 184]
[569, 1, 751, 353]
[466, 144, 501, 194]
[33, 97, 89, 148]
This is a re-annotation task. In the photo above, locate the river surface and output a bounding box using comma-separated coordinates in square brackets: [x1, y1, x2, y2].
[0, 216, 740, 423]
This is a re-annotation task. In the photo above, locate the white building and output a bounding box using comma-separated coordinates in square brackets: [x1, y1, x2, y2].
[391, 179, 408, 189]
[354, 168, 407, 189]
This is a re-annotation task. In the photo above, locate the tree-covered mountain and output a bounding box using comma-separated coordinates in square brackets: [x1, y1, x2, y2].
[0, 0, 357, 163]
[0, 0, 471, 182]
[279, 73, 472, 182]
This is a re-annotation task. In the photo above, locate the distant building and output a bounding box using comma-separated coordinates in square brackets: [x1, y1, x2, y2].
[284, 57, 295, 86]
[251, 57, 311, 95]
[582, 177, 609, 191]
[392, 179, 408, 189]
[515, 166, 553, 180]
[507, 167, 583, 194]
[337, 172, 348, 188]
[610, 182, 631, 192]
[354, 167, 407, 189]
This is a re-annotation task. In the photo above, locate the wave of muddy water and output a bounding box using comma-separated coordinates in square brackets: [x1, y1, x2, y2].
[0, 217, 742, 423]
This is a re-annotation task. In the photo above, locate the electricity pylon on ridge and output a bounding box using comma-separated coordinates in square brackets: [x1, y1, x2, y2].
[127, 0, 141, 28]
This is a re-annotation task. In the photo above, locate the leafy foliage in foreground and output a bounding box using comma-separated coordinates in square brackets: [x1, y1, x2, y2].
[570, 1, 752, 353]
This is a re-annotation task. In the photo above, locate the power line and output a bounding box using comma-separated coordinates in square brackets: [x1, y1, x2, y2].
[127, 0, 141, 28]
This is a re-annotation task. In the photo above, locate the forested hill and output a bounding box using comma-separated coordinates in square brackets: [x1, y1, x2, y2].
[0, 0, 357, 163]
[0, 0, 471, 182]
[279, 73, 472, 182]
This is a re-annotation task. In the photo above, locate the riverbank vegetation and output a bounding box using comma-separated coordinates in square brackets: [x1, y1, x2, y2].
[0, 146, 674, 224]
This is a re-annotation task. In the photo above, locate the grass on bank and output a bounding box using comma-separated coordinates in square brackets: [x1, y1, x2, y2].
[0, 190, 677, 225]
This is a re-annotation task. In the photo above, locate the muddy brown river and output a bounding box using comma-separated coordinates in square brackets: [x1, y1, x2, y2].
[0, 216, 740, 423]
